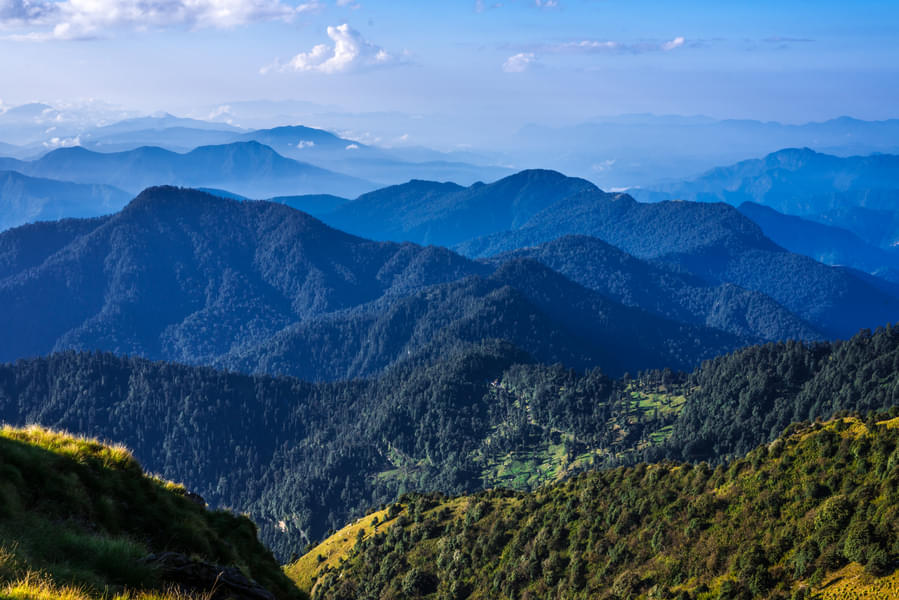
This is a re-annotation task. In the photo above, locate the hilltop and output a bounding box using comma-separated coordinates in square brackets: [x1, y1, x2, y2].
[0, 425, 300, 600]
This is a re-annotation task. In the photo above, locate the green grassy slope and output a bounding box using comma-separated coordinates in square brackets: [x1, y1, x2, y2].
[0, 426, 301, 600]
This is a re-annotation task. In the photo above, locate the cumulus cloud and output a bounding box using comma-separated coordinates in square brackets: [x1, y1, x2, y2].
[43, 135, 81, 149]
[1, 0, 320, 40]
[502, 52, 536, 73]
[272, 23, 399, 74]
[296, 140, 315, 148]
[0, 0, 54, 25]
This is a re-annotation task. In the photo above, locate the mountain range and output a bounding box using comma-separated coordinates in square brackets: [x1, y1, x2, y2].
[0, 170, 131, 231]
[737, 202, 899, 281]
[0, 186, 753, 380]
[510, 115, 899, 187]
[2, 108, 899, 599]
[0, 141, 375, 199]
[323, 169, 598, 247]
[5, 171, 897, 379]
[632, 147, 899, 216]
[313, 170, 899, 339]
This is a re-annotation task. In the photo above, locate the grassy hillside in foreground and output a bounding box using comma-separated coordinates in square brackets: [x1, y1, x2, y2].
[296, 416, 899, 600]
[0, 426, 301, 600]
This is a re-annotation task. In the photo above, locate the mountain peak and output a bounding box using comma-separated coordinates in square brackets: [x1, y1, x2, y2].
[497, 168, 596, 187]
[123, 185, 230, 213]
[764, 147, 824, 168]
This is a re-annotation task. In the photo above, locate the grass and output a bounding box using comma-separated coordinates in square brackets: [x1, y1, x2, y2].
[478, 439, 603, 490]
[0, 425, 302, 600]
[1, 426, 140, 473]
[284, 507, 400, 595]
[286, 496, 478, 597]
[476, 384, 687, 490]
[815, 563, 899, 599]
[0, 574, 203, 600]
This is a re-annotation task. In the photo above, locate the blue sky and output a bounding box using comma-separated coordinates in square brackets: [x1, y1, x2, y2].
[1, 0, 897, 138]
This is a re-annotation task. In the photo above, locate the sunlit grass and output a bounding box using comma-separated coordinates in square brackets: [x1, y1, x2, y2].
[0, 426, 139, 473]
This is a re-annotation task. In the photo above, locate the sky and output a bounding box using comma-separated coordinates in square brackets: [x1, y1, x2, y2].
[0, 0, 898, 146]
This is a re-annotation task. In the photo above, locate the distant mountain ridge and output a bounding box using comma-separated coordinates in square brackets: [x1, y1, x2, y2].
[1, 141, 375, 198]
[0, 186, 747, 379]
[454, 188, 899, 338]
[488, 235, 825, 341]
[0, 170, 131, 231]
[509, 115, 899, 187]
[633, 147, 899, 216]
[323, 169, 598, 246]
[738, 202, 899, 281]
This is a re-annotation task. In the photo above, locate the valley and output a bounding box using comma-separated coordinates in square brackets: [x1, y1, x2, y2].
[2, 10, 899, 595]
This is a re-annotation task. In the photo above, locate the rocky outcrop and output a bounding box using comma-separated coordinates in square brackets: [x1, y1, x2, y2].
[142, 552, 275, 600]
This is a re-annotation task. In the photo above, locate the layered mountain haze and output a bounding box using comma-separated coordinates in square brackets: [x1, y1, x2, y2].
[323, 169, 599, 246]
[808, 205, 899, 250]
[456, 188, 899, 338]
[0, 170, 131, 230]
[0, 141, 375, 198]
[0, 186, 750, 379]
[3, 1, 899, 597]
[268, 194, 348, 217]
[634, 147, 899, 216]
[53, 119, 512, 187]
[738, 202, 899, 281]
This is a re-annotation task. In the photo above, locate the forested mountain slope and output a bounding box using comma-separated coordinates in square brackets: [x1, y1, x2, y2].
[738, 201, 899, 280]
[0, 186, 746, 379]
[0, 343, 687, 558]
[224, 257, 743, 379]
[323, 169, 597, 246]
[0, 187, 486, 366]
[459, 190, 899, 338]
[488, 235, 825, 342]
[302, 415, 899, 600]
[5, 327, 899, 560]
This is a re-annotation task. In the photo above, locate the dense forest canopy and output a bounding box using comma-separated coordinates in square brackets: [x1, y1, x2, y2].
[4, 326, 899, 560]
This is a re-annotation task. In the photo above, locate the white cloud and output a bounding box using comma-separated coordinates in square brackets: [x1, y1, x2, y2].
[345, 143, 359, 150]
[276, 23, 398, 74]
[661, 36, 684, 51]
[541, 36, 687, 55]
[502, 52, 536, 73]
[297, 140, 315, 148]
[43, 135, 81, 149]
[534, 0, 557, 7]
[1, 0, 320, 40]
